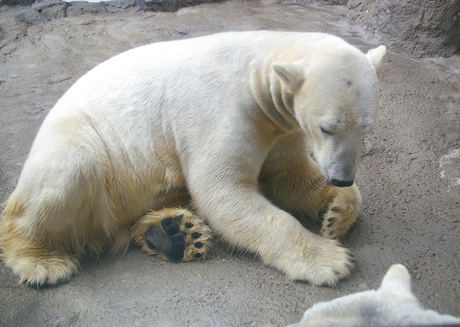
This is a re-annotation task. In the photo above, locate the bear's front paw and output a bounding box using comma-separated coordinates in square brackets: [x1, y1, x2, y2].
[272, 234, 355, 286]
[132, 208, 211, 262]
[321, 184, 362, 239]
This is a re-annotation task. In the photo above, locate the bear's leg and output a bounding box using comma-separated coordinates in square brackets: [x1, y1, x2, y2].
[0, 122, 120, 285]
[186, 153, 354, 285]
[259, 133, 362, 239]
[0, 181, 99, 285]
[189, 182, 354, 285]
[131, 208, 211, 262]
[0, 217, 80, 285]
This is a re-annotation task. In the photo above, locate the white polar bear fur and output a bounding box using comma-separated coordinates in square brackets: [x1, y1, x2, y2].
[0, 31, 386, 286]
[290, 264, 460, 327]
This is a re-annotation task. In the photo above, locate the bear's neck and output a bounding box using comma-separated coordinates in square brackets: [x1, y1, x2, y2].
[249, 61, 299, 134]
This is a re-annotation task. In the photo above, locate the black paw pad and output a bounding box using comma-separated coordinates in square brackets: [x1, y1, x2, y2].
[145, 235, 156, 250]
[191, 232, 201, 239]
[164, 233, 186, 262]
[162, 218, 181, 235]
[145, 217, 187, 262]
[140, 210, 211, 263]
[145, 226, 167, 251]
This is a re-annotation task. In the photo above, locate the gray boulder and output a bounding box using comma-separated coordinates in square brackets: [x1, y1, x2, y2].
[347, 0, 460, 57]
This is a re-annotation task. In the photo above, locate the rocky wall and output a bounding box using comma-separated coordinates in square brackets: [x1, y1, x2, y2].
[347, 0, 460, 57]
[0, 0, 222, 12]
[1, 0, 459, 56]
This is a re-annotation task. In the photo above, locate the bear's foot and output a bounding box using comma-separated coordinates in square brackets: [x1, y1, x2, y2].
[132, 208, 211, 262]
[271, 232, 355, 286]
[2, 244, 80, 286]
[321, 184, 362, 239]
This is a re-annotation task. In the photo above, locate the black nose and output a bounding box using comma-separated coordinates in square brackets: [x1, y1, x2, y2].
[331, 179, 354, 187]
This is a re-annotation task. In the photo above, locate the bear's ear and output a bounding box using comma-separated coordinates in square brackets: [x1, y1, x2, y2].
[366, 45, 387, 79]
[378, 264, 412, 295]
[271, 61, 305, 93]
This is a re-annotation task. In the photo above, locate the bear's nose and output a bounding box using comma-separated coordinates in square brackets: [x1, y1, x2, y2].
[330, 179, 354, 187]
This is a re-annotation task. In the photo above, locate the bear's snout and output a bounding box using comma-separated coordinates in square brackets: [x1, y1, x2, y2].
[326, 178, 354, 188]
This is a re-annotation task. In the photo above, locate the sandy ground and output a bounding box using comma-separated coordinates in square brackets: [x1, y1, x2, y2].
[0, 1, 459, 326]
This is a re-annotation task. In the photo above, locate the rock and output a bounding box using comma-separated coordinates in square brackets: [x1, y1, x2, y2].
[347, 0, 460, 57]
[31, 0, 69, 20]
[135, 0, 220, 12]
[10, 7, 49, 24]
[135, 0, 179, 12]
[65, 1, 110, 16]
[6, 0, 138, 21]
[275, 0, 347, 5]
[0, 0, 35, 6]
[2, 0, 459, 57]
[2, 0, 220, 18]
[105, 0, 137, 12]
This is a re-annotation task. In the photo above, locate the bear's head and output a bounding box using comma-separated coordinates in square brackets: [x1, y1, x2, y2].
[289, 263, 460, 327]
[272, 45, 386, 187]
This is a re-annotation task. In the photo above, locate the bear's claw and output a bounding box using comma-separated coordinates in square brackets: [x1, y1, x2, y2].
[132, 208, 211, 262]
[321, 185, 362, 239]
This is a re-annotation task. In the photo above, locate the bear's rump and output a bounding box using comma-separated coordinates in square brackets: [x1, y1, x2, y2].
[6, 112, 187, 254]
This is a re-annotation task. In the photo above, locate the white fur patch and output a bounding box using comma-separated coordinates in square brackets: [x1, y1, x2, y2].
[290, 264, 460, 327]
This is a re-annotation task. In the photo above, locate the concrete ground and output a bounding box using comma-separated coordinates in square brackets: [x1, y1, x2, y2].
[0, 1, 459, 326]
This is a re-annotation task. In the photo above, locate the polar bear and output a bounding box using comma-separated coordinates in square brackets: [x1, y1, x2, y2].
[0, 31, 386, 286]
[289, 264, 460, 327]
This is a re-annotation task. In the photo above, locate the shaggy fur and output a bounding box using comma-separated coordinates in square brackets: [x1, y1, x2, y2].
[290, 264, 460, 326]
[0, 31, 385, 286]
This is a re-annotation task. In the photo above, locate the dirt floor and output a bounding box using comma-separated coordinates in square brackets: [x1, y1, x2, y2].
[0, 1, 459, 326]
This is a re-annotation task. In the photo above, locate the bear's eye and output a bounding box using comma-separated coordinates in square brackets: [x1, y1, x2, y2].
[320, 126, 331, 135]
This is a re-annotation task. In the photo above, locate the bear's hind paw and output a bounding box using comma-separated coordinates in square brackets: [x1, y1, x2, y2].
[132, 208, 211, 262]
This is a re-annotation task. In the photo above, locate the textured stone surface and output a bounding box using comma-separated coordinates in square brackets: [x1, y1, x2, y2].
[0, 0, 34, 6]
[1, 0, 220, 14]
[276, 0, 347, 6]
[267, 0, 460, 57]
[2, 0, 459, 56]
[347, 0, 460, 57]
[136, 0, 220, 12]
